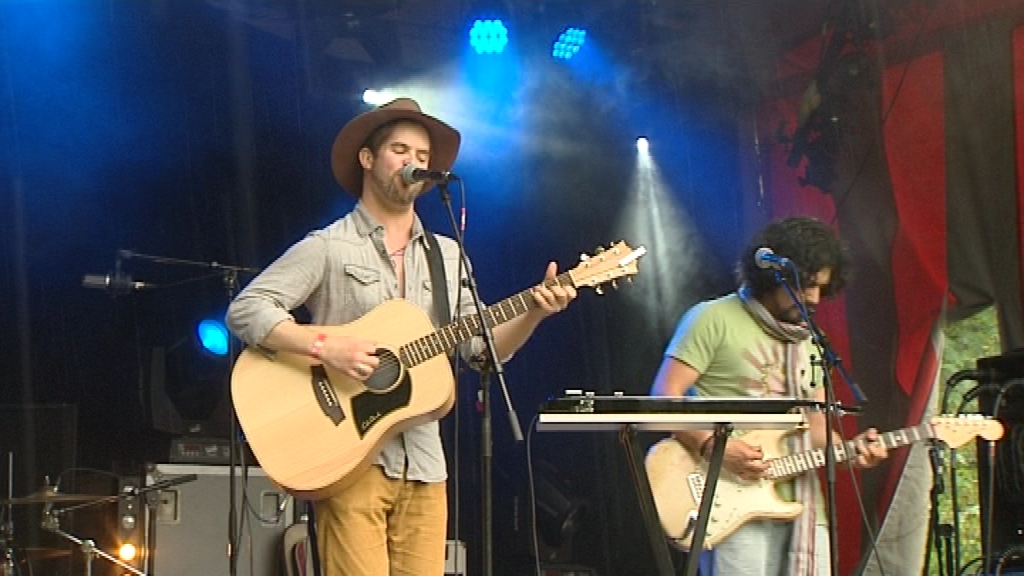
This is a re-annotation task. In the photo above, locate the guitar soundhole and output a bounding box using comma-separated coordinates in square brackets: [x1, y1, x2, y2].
[364, 349, 402, 392]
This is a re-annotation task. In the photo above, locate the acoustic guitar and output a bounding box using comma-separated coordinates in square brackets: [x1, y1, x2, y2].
[232, 241, 646, 500]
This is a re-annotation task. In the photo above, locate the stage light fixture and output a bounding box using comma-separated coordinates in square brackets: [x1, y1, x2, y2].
[196, 319, 229, 356]
[362, 89, 395, 105]
[469, 19, 508, 54]
[551, 27, 586, 60]
[118, 542, 137, 561]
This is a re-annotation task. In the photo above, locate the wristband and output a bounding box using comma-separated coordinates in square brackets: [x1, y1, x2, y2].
[698, 436, 715, 459]
[310, 333, 327, 360]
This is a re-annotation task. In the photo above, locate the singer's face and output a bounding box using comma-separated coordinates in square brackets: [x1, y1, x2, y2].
[362, 121, 431, 207]
[763, 267, 832, 326]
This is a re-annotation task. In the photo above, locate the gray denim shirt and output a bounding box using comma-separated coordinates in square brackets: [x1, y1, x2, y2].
[226, 202, 483, 483]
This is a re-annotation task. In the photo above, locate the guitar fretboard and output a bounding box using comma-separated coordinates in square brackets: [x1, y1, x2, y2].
[766, 423, 934, 480]
[398, 271, 573, 367]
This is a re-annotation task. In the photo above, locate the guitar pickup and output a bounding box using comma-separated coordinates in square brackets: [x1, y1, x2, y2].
[311, 365, 345, 425]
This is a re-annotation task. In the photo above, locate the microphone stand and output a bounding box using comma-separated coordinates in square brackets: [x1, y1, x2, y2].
[434, 182, 523, 576]
[774, 268, 867, 576]
[117, 250, 259, 576]
[931, 370, 982, 576]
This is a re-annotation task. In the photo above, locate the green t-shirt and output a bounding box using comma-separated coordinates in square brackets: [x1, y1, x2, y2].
[666, 293, 818, 400]
[665, 292, 822, 512]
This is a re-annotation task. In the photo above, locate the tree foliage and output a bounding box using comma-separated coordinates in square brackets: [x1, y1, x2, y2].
[931, 306, 1000, 575]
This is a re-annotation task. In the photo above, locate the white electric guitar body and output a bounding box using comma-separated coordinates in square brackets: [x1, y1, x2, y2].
[645, 416, 1004, 550]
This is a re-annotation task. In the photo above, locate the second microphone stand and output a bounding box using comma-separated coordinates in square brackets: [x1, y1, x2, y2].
[434, 182, 523, 576]
[774, 267, 867, 576]
[117, 250, 259, 576]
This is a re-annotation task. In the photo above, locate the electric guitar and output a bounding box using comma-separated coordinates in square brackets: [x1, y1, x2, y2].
[645, 416, 1004, 550]
[231, 241, 646, 500]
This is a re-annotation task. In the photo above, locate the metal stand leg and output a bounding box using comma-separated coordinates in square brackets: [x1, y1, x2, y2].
[620, 425, 676, 576]
[42, 511, 147, 576]
[306, 501, 321, 576]
[682, 423, 732, 576]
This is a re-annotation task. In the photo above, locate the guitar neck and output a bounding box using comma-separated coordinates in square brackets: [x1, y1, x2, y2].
[767, 423, 934, 480]
[399, 271, 573, 367]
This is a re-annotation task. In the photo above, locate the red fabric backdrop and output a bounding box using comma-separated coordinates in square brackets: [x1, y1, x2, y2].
[757, 12, 1024, 572]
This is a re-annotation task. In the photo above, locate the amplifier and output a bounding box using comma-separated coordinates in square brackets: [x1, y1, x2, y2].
[144, 463, 293, 576]
[169, 437, 232, 464]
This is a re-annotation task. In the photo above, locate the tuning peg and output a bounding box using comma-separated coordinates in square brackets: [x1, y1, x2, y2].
[611, 280, 619, 290]
[594, 246, 606, 255]
[595, 285, 604, 295]
[579, 253, 590, 262]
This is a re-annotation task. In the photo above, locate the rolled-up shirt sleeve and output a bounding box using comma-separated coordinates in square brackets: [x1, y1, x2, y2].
[226, 233, 328, 348]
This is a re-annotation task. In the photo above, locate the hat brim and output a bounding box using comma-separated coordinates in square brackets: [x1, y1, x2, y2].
[330, 99, 461, 196]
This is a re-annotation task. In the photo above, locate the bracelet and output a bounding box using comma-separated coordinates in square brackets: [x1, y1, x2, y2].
[698, 436, 715, 458]
[310, 333, 327, 360]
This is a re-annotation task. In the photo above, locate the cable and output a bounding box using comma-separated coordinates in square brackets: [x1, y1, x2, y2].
[938, 370, 990, 574]
[995, 546, 1024, 575]
[826, 405, 887, 576]
[525, 413, 542, 576]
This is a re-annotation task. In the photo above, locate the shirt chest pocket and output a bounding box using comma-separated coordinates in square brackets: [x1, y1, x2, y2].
[343, 264, 384, 314]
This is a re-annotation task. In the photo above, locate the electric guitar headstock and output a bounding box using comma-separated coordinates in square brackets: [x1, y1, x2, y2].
[931, 415, 1005, 448]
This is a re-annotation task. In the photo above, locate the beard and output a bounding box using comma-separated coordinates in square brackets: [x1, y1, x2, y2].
[777, 304, 814, 326]
[369, 169, 422, 207]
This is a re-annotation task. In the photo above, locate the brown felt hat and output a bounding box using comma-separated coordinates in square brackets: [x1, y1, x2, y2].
[330, 98, 461, 196]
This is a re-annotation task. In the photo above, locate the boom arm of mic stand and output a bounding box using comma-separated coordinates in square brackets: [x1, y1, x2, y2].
[117, 250, 261, 274]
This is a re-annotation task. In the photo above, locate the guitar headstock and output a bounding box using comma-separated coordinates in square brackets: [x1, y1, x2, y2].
[930, 415, 1005, 448]
[568, 241, 646, 293]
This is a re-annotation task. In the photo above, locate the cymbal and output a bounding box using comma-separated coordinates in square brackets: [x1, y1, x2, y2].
[2, 487, 105, 505]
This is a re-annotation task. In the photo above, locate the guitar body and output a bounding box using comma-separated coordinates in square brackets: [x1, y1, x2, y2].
[646, 429, 804, 550]
[231, 299, 455, 500]
[645, 415, 1003, 550]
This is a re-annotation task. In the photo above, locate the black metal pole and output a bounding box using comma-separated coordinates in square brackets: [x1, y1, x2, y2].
[434, 182, 522, 576]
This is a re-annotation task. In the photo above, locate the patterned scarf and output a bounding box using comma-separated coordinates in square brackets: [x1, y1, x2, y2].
[738, 286, 822, 576]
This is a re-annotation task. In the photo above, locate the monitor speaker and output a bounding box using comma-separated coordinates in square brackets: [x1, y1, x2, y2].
[143, 463, 293, 576]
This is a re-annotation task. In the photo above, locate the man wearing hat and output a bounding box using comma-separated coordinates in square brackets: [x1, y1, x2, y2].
[226, 98, 576, 574]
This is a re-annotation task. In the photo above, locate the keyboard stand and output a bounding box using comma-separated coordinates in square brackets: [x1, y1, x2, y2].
[622, 422, 732, 576]
[537, 396, 813, 576]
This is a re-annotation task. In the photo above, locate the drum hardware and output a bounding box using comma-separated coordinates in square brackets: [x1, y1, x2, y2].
[39, 473, 197, 576]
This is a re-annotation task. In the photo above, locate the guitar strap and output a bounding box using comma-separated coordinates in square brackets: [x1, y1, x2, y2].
[422, 229, 451, 325]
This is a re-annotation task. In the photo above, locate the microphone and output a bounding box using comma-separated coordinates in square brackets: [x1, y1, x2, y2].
[754, 247, 792, 270]
[82, 272, 157, 295]
[400, 164, 459, 186]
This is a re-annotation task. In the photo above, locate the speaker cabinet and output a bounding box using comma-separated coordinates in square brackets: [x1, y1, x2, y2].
[144, 464, 293, 576]
[976, 352, 1024, 568]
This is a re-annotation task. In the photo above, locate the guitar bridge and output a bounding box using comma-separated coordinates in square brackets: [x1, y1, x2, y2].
[311, 365, 345, 425]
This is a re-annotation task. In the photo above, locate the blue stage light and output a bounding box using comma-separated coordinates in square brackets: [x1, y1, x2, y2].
[197, 319, 229, 356]
[552, 27, 586, 60]
[469, 19, 508, 54]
